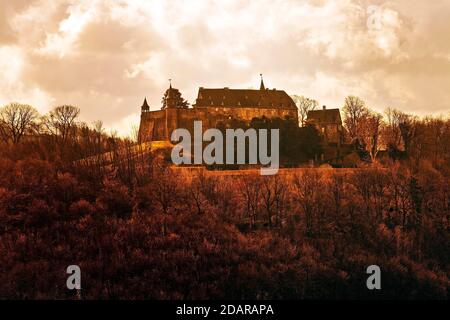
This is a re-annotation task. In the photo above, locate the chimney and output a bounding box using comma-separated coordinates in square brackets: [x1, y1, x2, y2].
[323, 105, 327, 110]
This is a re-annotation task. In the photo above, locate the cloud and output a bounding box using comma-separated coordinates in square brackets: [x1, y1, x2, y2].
[0, 45, 54, 112]
[0, 0, 449, 136]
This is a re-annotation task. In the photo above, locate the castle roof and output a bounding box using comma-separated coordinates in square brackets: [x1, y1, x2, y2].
[307, 108, 342, 124]
[195, 87, 296, 109]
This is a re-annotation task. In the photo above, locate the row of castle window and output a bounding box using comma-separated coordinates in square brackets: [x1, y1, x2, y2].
[209, 101, 285, 107]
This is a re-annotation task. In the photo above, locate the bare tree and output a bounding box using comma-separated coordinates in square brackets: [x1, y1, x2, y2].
[342, 96, 368, 142]
[397, 112, 417, 156]
[292, 95, 319, 126]
[189, 174, 206, 215]
[93, 120, 105, 153]
[383, 107, 403, 150]
[43, 105, 80, 144]
[271, 175, 288, 228]
[0, 118, 7, 143]
[239, 175, 261, 228]
[422, 117, 447, 165]
[260, 176, 276, 228]
[152, 162, 179, 236]
[293, 171, 321, 236]
[130, 125, 140, 143]
[360, 111, 383, 161]
[0, 103, 38, 144]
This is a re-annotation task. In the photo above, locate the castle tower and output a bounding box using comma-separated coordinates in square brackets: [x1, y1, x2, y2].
[165, 79, 177, 108]
[161, 79, 189, 109]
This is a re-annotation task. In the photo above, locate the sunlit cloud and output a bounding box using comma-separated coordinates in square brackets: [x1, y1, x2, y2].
[0, 0, 449, 136]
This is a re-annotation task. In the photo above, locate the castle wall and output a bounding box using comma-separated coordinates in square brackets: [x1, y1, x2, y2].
[323, 123, 342, 145]
[139, 106, 298, 142]
[138, 109, 166, 142]
[315, 123, 343, 145]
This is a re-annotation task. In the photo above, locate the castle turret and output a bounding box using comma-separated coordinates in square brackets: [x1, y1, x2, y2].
[141, 97, 150, 112]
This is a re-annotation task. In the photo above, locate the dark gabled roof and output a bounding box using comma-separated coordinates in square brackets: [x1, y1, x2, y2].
[194, 88, 296, 109]
[307, 108, 342, 124]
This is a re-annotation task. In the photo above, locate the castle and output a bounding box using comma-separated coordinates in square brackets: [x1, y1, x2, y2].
[137, 77, 350, 165]
[306, 106, 346, 162]
[138, 77, 298, 143]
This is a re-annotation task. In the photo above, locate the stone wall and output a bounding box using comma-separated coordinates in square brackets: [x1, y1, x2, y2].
[138, 106, 298, 142]
[138, 109, 166, 142]
[321, 123, 343, 145]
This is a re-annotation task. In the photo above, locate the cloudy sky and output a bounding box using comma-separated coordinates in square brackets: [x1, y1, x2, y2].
[1, 0, 449, 135]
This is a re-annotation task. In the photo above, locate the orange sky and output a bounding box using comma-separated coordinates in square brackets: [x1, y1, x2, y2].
[1, 0, 449, 136]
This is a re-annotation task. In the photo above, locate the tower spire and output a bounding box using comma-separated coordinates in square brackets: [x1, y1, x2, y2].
[169, 78, 172, 89]
[141, 97, 150, 111]
[260, 74, 265, 90]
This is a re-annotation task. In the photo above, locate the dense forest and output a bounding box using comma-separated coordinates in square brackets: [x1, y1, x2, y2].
[0, 100, 449, 299]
